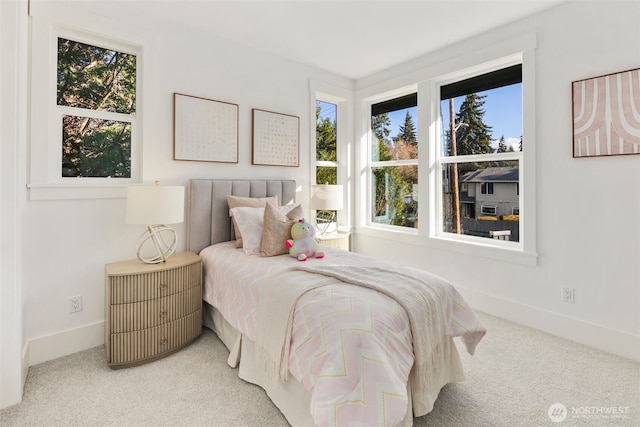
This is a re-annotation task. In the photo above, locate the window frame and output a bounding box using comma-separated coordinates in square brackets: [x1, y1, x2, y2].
[28, 8, 147, 200]
[310, 81, 352, 230]
[480, 182, 495, 195]
[365, 85, 419, 234]
[480, 205, 498, 216]
[57, 36, 137, 179]
[358, 44, 537, 264]
[433, 55, 524, 250]
[315, 99, 339, 184]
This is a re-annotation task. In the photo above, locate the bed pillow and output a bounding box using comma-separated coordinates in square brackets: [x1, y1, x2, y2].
[261, 203, 303, 257]
[227, 195, 278, 247]
[230, 204, 297, 255]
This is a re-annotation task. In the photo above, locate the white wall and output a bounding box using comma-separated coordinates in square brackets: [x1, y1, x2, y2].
[2, 0, 638, 410]
[352, 1, 640, 361]
[0, 0, 28, 409]
[18, 1, 351, 369]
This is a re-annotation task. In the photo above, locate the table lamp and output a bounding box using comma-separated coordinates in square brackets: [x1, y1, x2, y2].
[126, 182, 185, 264]
[310, 184, 343, 236]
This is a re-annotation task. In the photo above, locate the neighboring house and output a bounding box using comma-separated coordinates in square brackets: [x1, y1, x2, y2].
[460, 166, 519, 218]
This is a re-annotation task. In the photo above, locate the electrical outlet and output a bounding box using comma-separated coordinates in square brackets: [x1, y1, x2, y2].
[69, 295, 82, 313]
[561, 287, 575, 303]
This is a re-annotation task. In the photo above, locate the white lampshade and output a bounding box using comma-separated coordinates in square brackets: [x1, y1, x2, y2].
[310, 184, 343, 211]
[126, 185, 185, 225]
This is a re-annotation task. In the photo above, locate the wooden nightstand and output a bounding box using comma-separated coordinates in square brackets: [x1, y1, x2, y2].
[105, 251, 202, 368]
[317, 232, 350, 251]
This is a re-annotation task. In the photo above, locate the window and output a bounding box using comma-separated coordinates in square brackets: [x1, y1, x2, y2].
[481, 182, 494, 195]
[370, 93, 418, 228]
[481, 205, 497, 215]
[57, 37, 136, 178]
[28, 6, 147, 200]
[438, 64, 522, 242]
[313, 86, 350, 230]
[359, 45, 535, 260]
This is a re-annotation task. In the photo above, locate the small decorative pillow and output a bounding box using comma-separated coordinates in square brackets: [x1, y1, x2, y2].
[261, 203, 303, 257]
[230, 204, 298, 255]
[227, 195, 278, 247]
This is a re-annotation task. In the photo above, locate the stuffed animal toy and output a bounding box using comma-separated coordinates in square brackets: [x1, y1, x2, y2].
[286, 218, 325, 261]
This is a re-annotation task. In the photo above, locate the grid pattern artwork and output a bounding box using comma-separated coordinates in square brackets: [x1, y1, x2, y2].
[252, 109, 299, 167]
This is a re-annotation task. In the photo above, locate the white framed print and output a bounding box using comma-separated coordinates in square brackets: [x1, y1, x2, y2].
[174, 93, 238, 163]
[251, 108, 299, 167]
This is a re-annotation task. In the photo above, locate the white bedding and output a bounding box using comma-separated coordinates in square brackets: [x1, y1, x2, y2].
[201, 242, 486, 426]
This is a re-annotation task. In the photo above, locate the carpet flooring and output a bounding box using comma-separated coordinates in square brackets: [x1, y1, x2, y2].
[1, 312, 638, 427]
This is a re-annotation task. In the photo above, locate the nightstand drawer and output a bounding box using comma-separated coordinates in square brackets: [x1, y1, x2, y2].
[109, 309, 202, 366]
[108, 261, 201, 304]
[109, 285, 201, 333]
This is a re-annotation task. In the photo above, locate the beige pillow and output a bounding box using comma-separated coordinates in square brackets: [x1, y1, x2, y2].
[227, 195, 278, 247]
[261, 202, 303, 257]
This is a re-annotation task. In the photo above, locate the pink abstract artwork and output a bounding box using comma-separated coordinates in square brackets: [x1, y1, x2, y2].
[572, 68, 640, 157]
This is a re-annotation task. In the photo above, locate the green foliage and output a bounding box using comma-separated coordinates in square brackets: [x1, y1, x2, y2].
[315, 105, 336, 162]
[315, 103, 337, 185]
[57, 38, 136, 113]
[455, 94, 493, 156]
[62, 117, 131, 178]
[316, 166, 336, 186]
[443, 93, 501, 176]
[370, 111, 418, 227]
[58, 38, 136, 178]
[497, 135, 508, 153]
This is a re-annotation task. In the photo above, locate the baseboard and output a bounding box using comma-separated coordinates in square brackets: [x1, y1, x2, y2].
[22, 294, 639, 367]
[27, 321, 105, 367]
[458, 286, 640, 362]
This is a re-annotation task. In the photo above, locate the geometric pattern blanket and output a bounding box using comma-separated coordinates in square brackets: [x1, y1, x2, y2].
[201, 243, 486, 427]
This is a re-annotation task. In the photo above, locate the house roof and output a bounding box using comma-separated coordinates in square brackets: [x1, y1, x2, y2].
[461, 166, 519, 183]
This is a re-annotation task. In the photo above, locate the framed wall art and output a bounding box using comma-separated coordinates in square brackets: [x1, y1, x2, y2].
[252, 108, 299, 167]
[174, 93, 238, 163]
[572, 68, 640, 158]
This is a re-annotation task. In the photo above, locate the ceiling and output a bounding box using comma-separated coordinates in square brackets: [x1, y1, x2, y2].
[126, 0, 569, 80]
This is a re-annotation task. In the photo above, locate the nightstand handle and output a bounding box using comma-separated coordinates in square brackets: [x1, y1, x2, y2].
[160, 283, 168, 291]
[160, 337, 167, 345]
[160, 310, 167, 318]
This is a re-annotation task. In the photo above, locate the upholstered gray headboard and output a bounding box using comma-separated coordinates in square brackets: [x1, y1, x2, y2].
[187, 179, 297, 254]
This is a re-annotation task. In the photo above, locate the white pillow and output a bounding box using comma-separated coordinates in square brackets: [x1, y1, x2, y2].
[230, 204, 297, 255]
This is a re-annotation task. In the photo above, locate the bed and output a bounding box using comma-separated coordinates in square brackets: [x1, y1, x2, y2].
[187, 179, 486, 427]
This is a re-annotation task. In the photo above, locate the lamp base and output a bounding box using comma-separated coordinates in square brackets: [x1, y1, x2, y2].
[315, 211, 336, 236]
[136, 224, 178, 264]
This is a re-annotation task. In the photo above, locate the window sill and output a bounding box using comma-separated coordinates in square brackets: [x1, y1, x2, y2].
[27, 183, 128, 201]
[355, 225, 538, 266]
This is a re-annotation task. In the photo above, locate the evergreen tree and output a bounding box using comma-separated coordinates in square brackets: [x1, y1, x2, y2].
[497, 135, 508, 153]
[394, 111, 417, 145]
[455, 94, 493, 156]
